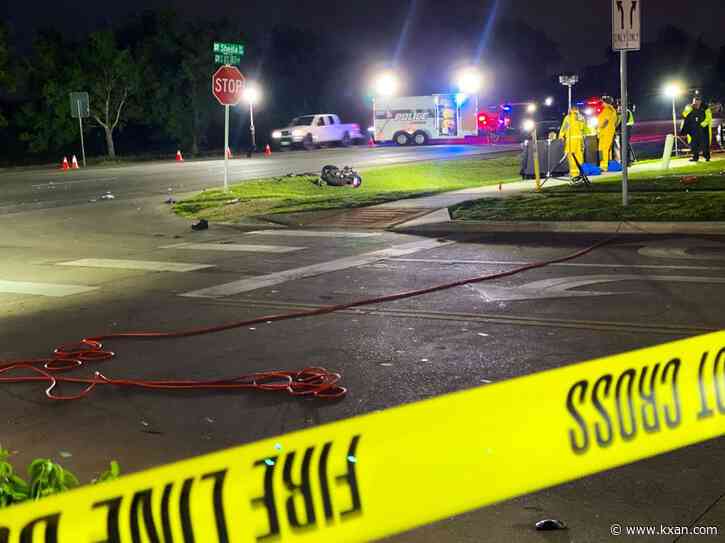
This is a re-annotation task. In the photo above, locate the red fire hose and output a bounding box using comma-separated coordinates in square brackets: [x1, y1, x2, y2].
[0, 236, 618, 401]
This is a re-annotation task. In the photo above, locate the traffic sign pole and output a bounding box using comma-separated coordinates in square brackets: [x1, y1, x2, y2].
[224, 104, 230, 192]
[620, 51, 629, 207]
[211, 64, 245, 192]
[612, 0, 640, 208]
[77, 100, 86, 168]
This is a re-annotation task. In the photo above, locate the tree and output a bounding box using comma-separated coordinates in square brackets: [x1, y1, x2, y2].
[0, 22, 14, 127]
[16, 30, 80, 153]
[82, 31, 141, 158]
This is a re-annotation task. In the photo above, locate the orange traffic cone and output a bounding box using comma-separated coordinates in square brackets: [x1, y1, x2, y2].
[226, 147, 232, 159]
[71, 155, 79, 169]
[61, 157, 69, 170]
[264, 144, 272, 157]
[176, 150, 184, 162]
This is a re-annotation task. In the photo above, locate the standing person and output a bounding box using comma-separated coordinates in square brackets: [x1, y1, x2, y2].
[597, 96, 618, 171]
[701, 100, 714, 161]
[681, 97, 707, 162]
[559, 106, 585, 178]
[615, 101, 635, 162]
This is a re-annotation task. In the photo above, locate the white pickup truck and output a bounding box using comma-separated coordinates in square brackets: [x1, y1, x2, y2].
[271, 114, 363, 150]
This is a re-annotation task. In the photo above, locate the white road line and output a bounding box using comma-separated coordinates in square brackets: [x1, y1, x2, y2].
[160, 242, 306, 253]
[389, 258, 725, 271]
[181, 239, 452, 298]
[246, 230, 382, 238]
[0, 280, 98, 297]
[57, 259, 214, 272]
[31, 177, 118, 188]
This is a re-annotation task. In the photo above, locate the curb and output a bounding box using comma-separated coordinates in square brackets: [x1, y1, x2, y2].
[393, 219, 725, 235]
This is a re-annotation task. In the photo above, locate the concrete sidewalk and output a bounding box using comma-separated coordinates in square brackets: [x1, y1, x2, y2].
[382, 155, 725, 234]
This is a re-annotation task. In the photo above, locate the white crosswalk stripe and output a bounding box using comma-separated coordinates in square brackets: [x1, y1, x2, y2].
[57, 259, 214, 272]
[181, 239, 453, 298]
[0, 280, 98, 297]
[246, 230, 382, 238]
[160, 243, 306, 253]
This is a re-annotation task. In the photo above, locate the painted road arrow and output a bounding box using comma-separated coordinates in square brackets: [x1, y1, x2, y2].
[472, 274, 725, 302]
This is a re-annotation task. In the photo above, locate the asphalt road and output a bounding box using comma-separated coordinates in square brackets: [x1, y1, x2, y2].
[1, 172, 724, 541]
[0, 143, 516, 215]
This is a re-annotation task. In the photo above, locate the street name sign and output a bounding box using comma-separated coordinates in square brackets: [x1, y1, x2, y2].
[213, 41, 245, 65]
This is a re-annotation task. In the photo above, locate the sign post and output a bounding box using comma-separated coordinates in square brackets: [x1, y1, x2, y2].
[612, 0, 641, 207]
[211, 65, 245, 192]
[69, 92, 90, 168]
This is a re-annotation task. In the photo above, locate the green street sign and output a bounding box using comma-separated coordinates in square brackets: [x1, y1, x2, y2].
[213, 42, 244, 65]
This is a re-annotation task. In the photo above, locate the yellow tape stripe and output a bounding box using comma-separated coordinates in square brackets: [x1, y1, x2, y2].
[2, 332, 724, 543]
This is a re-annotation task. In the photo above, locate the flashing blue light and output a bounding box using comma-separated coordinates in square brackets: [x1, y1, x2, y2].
[455, 93, 467, 106]
[502, 105, 512, 112]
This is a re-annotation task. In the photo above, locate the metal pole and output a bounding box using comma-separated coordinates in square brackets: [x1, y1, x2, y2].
[532, 125, 541, 191]
[372, 97, 376, 142]
[671, 97, 678, 156]
[224, 104, 230, 192]
[568, 85, 572, 111]
[620, 50, 629, 207]
[249, 101, 256, 149]
[77, 100, 86, 168]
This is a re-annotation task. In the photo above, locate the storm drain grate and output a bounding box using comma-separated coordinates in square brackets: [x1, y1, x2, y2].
[310, 207, 433, 229]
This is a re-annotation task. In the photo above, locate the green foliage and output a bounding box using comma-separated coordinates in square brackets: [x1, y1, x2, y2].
[0, 22, 14, 127]
[27, 459, 80, 500]
[93, 461, 121, 484]
[0, 448, 30, 507]
[15, 30, 82, 153]
[0, 447, 121, 509]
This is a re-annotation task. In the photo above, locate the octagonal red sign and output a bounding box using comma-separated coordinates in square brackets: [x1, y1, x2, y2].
[211, 66, 245, 106]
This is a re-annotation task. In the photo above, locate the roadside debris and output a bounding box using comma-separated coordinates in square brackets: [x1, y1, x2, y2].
[99, 191, 115, 200]
[191, 219, 208, 231]
[535, 519, 567, 531]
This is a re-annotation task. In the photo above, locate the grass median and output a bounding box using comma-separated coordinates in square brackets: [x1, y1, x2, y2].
[173, 154, 519, 222]
[451, 158, 725, 222]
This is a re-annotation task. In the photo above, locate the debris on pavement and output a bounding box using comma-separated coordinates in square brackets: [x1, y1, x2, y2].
[191, 218, 208, 231]
[535, 519, 567, 531]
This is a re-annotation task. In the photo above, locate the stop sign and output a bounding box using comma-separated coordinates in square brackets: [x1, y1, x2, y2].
[211, 66, 245, 106]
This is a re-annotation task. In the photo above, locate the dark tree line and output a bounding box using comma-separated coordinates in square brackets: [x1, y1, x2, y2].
[0, 13, 723, 164]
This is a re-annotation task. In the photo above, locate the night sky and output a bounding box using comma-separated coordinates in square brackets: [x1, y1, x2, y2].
[6, 0, 725, 70]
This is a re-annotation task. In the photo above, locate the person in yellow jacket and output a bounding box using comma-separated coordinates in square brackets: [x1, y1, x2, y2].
[597, 96, 618, 171]
[559, 106, 585, 177]
[683, 97, 713, 161]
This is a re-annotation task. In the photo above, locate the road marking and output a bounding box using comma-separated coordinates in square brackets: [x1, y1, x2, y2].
[246, 230, 382, 238]
[0, 280, 98, 297]
[632, 239, 725, 261]
[57, 259, 214, 272]
[160, 242, 306, 253]
[389, 258, 725, 272]
[31, 177, 118, 188]
[199, 298, 718, 336]
[472, 274, 725, 302]
[181, 239, 453, 298]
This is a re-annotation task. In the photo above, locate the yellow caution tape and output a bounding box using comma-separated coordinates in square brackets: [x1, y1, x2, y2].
[2, 331, 724, 543]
